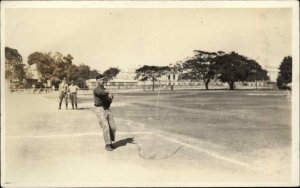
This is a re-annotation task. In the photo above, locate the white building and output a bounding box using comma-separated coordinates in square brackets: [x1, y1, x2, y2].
[114, 68, 136, 80]
[264, 65, 279, 82]
[159, 71, 179, 84]
[86, 68, 138, 89]
[108, 68, 138, 86]
[86, 79, 97, 89]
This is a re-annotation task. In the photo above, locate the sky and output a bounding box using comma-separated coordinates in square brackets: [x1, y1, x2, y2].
[4, 8, 292, 72]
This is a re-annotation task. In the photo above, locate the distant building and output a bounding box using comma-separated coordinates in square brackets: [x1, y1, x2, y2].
[264, 65, 279, 83]
[107, 69, 138, 87]
[114, 68, 136, 80]
[159, 71, 179, 84]
[86, 79, 97, 89]
[86, 69, 139, 89]
[108, 79, 138, 87]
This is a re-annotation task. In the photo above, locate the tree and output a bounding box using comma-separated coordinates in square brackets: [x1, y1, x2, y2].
[244, 59, 269, 82]
[76, 64, 91, 88]
[26, 51, 103, 88]
[68, 64, 79, 82]
[27, 52, 55, 82]
[5, 47, 25, 82]
[181, 50, 224, 90]
[13, 64, 26, 83]
[5, 47, 23, 65]
[63, 54, 74, 81]
[135, 65, 171, 91]
[103, 67, 120, 83]
[277, 56, 292, 89]
[63, 54, 73, 64]
[77, 64, 90, 79]
[52, 52, 65, 79]
[28, 52, 76, 83]
[215, 52, 268, 90]
[89, 69, 100, 79]
[52, 52, 73, 81]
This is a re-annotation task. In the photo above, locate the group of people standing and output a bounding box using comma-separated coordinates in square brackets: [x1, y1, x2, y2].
[58, 75, 118, 152]
[58, 78, 80, 110]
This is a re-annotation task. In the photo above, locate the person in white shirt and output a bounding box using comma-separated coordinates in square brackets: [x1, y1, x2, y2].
[69, 80, 80, 109]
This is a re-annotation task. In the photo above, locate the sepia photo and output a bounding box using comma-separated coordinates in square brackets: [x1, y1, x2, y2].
[1, 1, 299, 187]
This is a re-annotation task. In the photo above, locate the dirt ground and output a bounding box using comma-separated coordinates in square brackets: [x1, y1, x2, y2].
[2, 90, 295, 187]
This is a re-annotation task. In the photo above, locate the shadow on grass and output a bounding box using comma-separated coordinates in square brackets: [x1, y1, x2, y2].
[113, 138, 134, 149]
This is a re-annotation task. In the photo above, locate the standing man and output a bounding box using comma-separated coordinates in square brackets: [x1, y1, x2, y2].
[69, 80, 80, 109]
[93, 74, 116, 151]
[58, 78, 69, 110]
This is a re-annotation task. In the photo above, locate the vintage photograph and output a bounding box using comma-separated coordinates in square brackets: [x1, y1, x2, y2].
[1, 1, 299, 187]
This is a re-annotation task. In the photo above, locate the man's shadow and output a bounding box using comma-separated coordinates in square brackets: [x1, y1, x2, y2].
[113, 138, 134, 149]
[75, 107, 90, 110]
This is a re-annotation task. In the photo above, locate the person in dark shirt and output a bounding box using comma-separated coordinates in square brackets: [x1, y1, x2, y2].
[93, 74, 116, 151]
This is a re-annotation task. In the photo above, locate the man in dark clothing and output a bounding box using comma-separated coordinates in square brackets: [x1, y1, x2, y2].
[93, 74, 116, 151]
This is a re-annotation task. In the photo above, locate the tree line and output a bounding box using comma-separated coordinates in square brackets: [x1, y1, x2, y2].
[5, 47, 120, 88]
[135, 50, 292, 90]
[5, 46, 292, 90]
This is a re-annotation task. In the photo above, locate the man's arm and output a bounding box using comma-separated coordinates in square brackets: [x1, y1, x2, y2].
[109, 94, 114, 101]
[94, 88, 107, 98]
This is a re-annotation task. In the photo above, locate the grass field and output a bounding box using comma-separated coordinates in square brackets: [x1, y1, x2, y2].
[43, 89, 291, 165]
[111, 90, 291, 150]
[46, 90, 291, 154]
[109, 90, 292, 176]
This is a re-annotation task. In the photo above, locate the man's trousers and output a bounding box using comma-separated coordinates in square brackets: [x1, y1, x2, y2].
[95, 107, 116, 145]
[70, 93, 77, 108]
[59, 92, 68, 108]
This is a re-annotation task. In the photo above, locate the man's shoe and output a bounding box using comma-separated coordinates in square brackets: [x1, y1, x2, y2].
[105, 145, 113, 151]
[110, 144, 115, 149]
